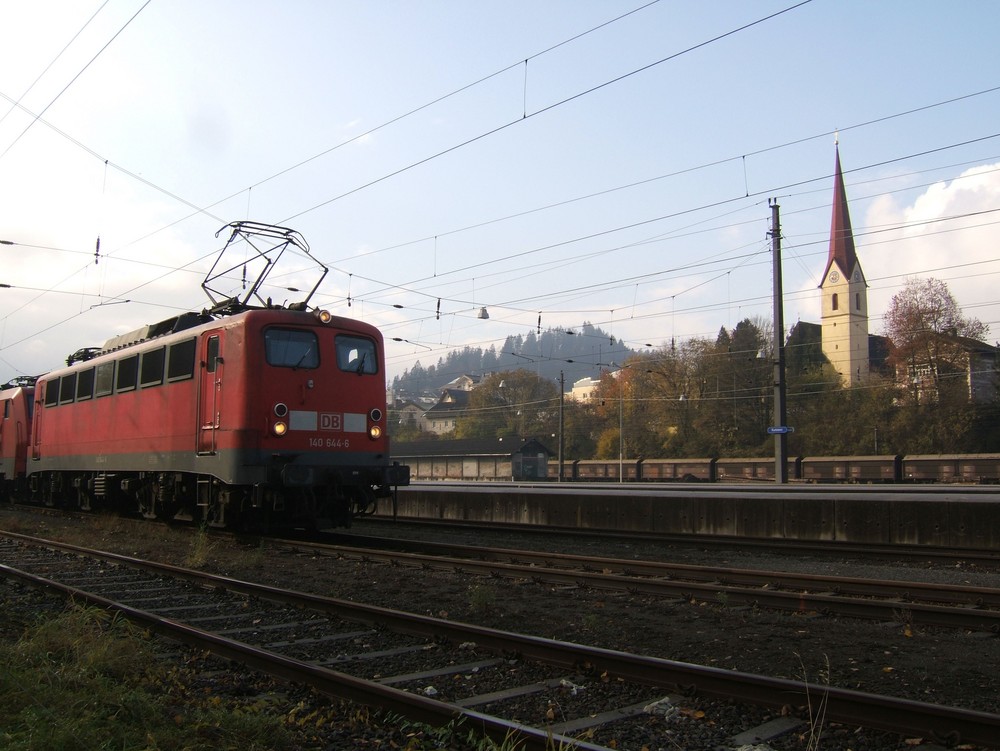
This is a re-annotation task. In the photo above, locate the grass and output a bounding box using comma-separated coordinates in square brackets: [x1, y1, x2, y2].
[184, 524, 215, 568]
[0, 513, 576, 750]
[0, 602, 553, 751]
[0, 604, 293, 751]
[467, 583, 498, 614]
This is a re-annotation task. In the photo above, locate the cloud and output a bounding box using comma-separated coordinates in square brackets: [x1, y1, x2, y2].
[863, 163, 1000, 338]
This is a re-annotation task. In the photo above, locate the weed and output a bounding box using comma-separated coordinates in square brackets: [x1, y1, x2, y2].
[468, 584, 497, 614]
[185, 524, 214, 568]
[795, 652, 831, 751]
[385, 712, 590, 750]
[582, 613, 603, 630]
[234, 537, 267, 568]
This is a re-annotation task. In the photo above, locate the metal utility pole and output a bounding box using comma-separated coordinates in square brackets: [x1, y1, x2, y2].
[558, 371, 565, 482]
[769, 200, 789, 483]
[618, 374, 624, 483]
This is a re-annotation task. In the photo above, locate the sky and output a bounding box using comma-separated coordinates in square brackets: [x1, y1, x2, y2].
[2, 0, 1000, 387]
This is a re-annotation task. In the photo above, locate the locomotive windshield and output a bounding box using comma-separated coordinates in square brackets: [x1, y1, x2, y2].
[336, 335, 378, 375]
[265, 328, 319, 369]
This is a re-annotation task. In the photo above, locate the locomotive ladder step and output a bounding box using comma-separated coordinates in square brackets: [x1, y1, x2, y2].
[196, 477, 212, 506]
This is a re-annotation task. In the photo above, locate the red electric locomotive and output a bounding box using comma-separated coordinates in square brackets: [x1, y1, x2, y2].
[30, 307, 403, 528]
[20, 221, 408, 529]
[0, 378, 34, 500]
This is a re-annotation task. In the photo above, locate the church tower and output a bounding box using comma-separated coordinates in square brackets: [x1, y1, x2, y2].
[820, 145, 869, 384]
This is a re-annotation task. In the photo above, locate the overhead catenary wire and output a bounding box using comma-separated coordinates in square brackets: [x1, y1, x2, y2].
[337, 138, 1000, 318]
[0, 0, 668, 268]
[0, 0, 154, 164]
[0, 5, 996, 378]
[2, 29, 996, 324]
[5, 145, 988, 372]
[6, 150, 997, 333]
[0, 0, 113, 131]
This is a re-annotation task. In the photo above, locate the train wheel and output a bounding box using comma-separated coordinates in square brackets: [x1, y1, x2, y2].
[151, 475, 182, 523]
[237, 506, 270, 534]
[43, 472, 62, 508]
[311, 485, 350, 529]
[353, 486, 378, 518]
[136, 486, 158, 520]
[73, 477, 93, 512]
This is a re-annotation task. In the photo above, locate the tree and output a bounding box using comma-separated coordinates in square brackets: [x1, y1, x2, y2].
[389, 414, 436, 442]
[454, 370, 559, 440]
[785, 321, 827, 375]
[884, 277, 987, 343]
[879, 277, 994, 452]
[685, 319, 772, 456]
[883, 277, 988, 400]
[642, 340, 708, 456]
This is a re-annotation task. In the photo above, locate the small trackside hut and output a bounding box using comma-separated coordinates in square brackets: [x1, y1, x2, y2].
[510, 438, 553, 481]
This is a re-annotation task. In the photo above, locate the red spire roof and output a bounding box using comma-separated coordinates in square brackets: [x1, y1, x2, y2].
[823, 145, 860, 282]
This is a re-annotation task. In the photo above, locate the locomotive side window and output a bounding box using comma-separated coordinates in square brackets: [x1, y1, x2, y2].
[206, 335, 220, 373]
[265, 328, 318, 369]
[77, 367, 95, 401]
[116, 355, 139, 393]
[95, 362, 114, 397]
[59, 373, 77, 404]
[140, 347, 165, 388]
[45, 379, 59, 407]
[167, 338, 196, 381]
[336, 335, 378, 374]
[2, 399, 7, 418]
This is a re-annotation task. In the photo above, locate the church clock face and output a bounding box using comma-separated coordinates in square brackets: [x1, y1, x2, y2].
[853, 270, 861, 282]
[829, 270, 840, 283]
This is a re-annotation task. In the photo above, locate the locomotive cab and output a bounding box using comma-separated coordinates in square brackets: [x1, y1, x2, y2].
[234, 311, 399, 528]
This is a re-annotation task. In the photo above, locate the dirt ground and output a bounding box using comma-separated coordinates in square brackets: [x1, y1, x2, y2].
[2, 507, 999, 741]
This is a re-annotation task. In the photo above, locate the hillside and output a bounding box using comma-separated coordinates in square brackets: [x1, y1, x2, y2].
[390, 323, 640, 397]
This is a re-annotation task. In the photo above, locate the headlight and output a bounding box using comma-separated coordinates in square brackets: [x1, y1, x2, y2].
[314, 309, 333, 324]
[369, 425, 382, 440]
[273, 421, 288, 436]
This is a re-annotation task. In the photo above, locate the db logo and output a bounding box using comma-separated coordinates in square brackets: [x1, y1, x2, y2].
[319, 413, 342, 431]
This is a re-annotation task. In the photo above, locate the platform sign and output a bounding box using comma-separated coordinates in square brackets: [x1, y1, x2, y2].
[767, 426, 795, 435]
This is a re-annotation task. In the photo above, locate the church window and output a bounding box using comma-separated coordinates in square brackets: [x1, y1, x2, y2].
[831, 293, 839, 311]
[855, 293, 861, 310]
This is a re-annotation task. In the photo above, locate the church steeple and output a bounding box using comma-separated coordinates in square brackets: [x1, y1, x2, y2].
[823, 144, 860, 282]
[820, 144, 870, 384]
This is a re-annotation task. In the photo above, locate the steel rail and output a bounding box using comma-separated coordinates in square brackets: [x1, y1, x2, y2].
[3, 531, 1000, 745]
[0, 559, 606, 751]
[362, 515, 1000, 564]
[308, 531, 1000, 607]
[280, 536, 1000, 632]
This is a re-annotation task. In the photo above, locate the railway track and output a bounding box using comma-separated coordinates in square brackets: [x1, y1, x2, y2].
[2, 530, 999, 749]
[282, 531, 1000, 634]
[362, 515, 1000, 565]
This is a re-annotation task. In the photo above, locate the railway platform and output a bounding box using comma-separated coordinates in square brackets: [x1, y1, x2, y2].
[377, 482, 1000, 550]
